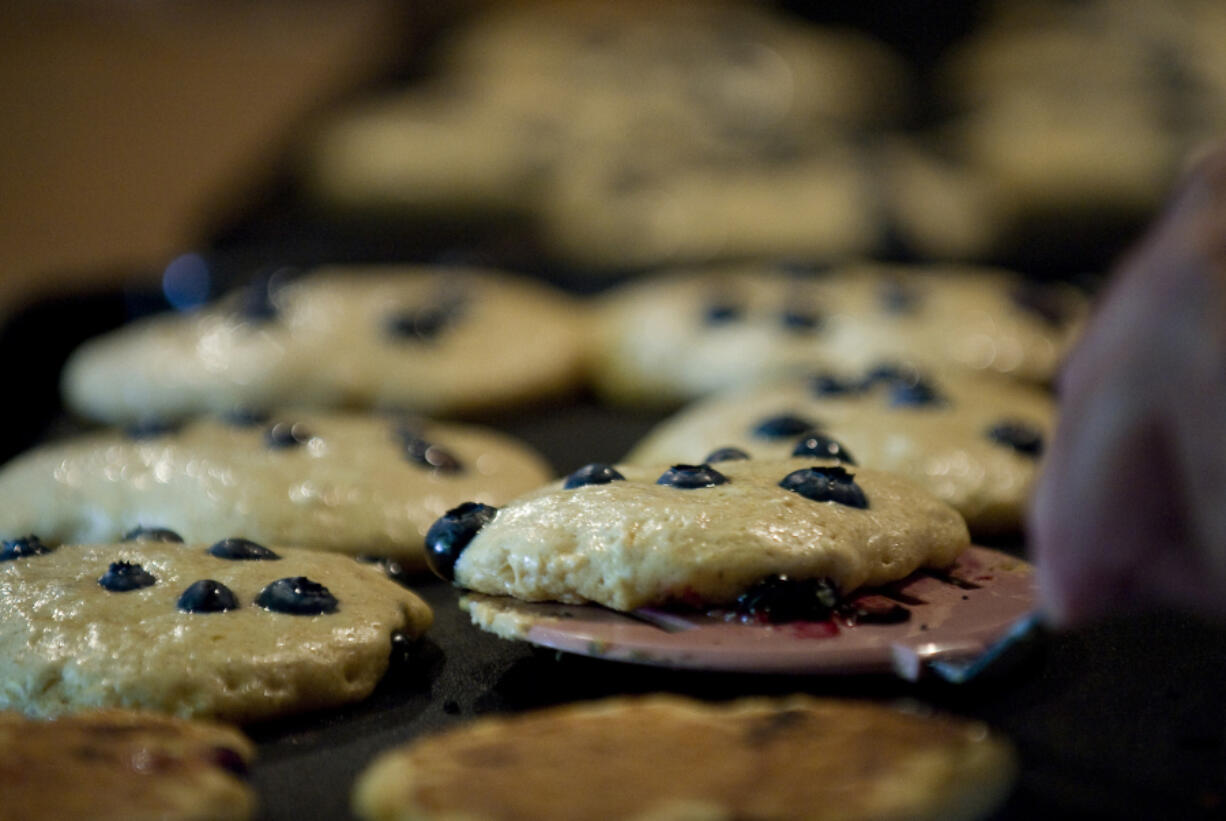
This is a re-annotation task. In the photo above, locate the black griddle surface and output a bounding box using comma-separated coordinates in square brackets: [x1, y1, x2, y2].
[3, 0, 1220, 805]
[3, 268, 1224, 821]
[243, 575, 1226, 821]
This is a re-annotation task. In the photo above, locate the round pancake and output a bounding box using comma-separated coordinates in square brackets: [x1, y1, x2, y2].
[0, 413, 552, 568]
[435, 458, 968, 613]
[0, 539, 432, 722]
[0, 709, 256, 821]
[626, 368, 1053, 534]
[590, 263, 1086, 406]
[353, 694, 1017, 821]
[61, 265, 588, 424]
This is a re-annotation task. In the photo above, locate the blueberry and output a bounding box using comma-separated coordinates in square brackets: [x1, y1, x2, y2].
[886, 378, 945, 408]
[857, 363, 944, 406]
[780, 308, 823, 332]
[177, 580, 239, 613]
[861, 362, 920, 388]
[563, 463, 625, 489]
[809, 373, 860, 397]
[386, 293, 465, 343]
[704, 446, 750, 464]
[879, 279, 921, 314]
[124, 419, 180, 440]
[779, 466, 868, 508]
[0, 535, 52, 562]
[121, 526, 184, 544]
[208, 538, 280, 561]
[265, 422, 311, 450]
[425, 502, 498, 581]
[221, 408, 270, 428]
[656, 464, 728, 489]
[791, 433, 856, 465]
[751, 414, 818, 439]
[386, 305, 451, 341]
[255, 576, 338, 615]
[98, 561, 156, 592]
[703, 301, 742, 325]
[1011, 282, 1069, 327]
[401, 434, 463, 474]
[735, 575, 839, 623]
[986, 420, 1044, 457]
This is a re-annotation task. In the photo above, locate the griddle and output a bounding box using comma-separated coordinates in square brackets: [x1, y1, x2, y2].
[4, 290, 1224, 819]
[3, 2, 1222, 814]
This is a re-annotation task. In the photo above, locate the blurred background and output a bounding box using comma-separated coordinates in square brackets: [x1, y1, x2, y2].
[5, 0, 1221, 314]
[0, 0, 414, 310]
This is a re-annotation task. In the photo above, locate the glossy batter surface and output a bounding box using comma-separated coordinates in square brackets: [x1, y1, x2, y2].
[453, 458, 968, 612]
[0, 413, 552, 566]
[0, 541, 432, 721]
[627, 370, 1053, 534]
[62, 266, 588, 423]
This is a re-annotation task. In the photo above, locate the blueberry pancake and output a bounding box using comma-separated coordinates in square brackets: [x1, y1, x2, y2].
[425, 458, 968, 613]
[590, 265, 850, 406]
[353, 695, 1016, 821]
[939, 0, 1226, 238]
[441, 1, 910, 132]
[539, 137, 882, 270]
[0, 538, 432, 721]
[300, 0, 913, 268]
[303, 86, 561, 218]
[824, 262, 1086, 384]
[61, 265, 588, 424]
[590, 263, 1085, 406]
[626, 367, 1054, 534]
[0, 709, 256, 821]
[0, 413, 552, 568]
[539, 131, 1011, 270]
[303, 0, 909, 242]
